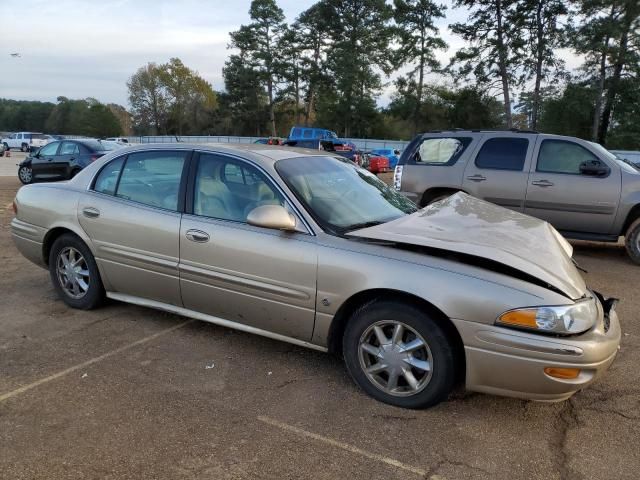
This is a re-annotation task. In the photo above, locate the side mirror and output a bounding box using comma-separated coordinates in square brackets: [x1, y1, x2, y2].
[247, 205, 297, 231]
[579, 160, 609, 177]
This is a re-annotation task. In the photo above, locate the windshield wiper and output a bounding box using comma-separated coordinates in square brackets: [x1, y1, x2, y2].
[344, 220, 385, 232]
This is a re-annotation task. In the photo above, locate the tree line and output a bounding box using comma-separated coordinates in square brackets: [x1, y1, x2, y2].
[0, 97, 127, 137]
[212, 0, 638, 147]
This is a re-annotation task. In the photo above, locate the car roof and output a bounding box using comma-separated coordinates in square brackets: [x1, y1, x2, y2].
[117, 142, 329, 164]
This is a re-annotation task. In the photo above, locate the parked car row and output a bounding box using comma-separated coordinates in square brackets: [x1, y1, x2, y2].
[11, 143, 621, 409]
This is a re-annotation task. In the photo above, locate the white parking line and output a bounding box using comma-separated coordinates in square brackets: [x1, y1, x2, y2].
[0, 320, 194, 402]
[257, 415, 428, 477]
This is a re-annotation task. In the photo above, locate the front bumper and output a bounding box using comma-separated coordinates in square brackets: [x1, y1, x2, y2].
[453, 298, 621, 402]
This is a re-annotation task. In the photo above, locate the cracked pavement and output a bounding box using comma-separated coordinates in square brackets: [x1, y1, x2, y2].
[1, 175, 639, 479]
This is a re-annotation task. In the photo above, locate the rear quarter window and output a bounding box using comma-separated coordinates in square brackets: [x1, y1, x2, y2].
[410, 137, 472, 166]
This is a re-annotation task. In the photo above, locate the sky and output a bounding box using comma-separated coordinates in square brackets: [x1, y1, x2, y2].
[0, 0, 582, 108]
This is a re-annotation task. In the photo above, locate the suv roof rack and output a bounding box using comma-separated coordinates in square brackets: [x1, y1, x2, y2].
[421, 128, 540, 134]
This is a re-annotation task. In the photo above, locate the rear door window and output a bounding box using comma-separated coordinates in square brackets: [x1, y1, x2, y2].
[115, 151, 188, 211]
[302, 129, 312, 139]
[414, 137, 470, 165]
[60, 142, 80, 155]
[537, 140, 600, 174]
[475, 138, 529, 171]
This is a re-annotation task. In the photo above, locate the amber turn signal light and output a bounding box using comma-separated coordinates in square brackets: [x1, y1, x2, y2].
[544, 367, 580, 379]
[498, 310, 538, 328]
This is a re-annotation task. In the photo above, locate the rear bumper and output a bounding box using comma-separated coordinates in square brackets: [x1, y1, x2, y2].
[453, 307, 621, 402]
[11, 218, 46, 268]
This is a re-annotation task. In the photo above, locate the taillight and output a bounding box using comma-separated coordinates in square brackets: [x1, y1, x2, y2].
[393, 165, 403, 191]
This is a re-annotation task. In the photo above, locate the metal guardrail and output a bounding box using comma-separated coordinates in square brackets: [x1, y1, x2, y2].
[122, 135, 411, 151]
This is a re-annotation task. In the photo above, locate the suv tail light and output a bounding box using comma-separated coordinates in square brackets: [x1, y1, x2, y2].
[393, 166, 403, 191]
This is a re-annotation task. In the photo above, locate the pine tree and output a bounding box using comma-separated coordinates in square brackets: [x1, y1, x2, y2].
[393, 0, 447, 134]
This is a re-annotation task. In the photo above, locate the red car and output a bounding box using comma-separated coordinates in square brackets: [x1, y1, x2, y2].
[367, 154, 390, 174]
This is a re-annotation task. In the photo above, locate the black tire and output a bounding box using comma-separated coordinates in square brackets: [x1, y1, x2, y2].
[69, 168, 81, 179]
[2, 142, 8, 152]
[343, 300, 458, 409]
[17, 165, 33, 184]
[624, 218, 640, 264]
[21, 143, 29, 152]
[49, 233, 104, 310]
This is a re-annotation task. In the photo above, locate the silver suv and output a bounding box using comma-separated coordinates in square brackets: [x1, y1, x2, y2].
[394, 130, 640, 263]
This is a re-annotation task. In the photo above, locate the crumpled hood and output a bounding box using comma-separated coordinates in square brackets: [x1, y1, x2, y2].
[348, 192, 586, 299]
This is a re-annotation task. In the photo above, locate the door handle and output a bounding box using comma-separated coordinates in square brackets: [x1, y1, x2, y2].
[82, 207, 100, 218]
[466, 174, 487, 182]
[186, 229, 210, 243]
[531, 179, 554, 187]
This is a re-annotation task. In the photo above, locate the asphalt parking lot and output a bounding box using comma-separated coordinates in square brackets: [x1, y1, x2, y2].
[1, 161, 639, 479]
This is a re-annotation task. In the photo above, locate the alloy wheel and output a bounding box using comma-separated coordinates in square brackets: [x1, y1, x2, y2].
[358, 320, 433, 397]
[18, 166, 32, 183]
[56, 247, 90, 299]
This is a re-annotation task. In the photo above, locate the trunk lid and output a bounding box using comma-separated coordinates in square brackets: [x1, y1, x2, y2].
[348, 192, 586, 299]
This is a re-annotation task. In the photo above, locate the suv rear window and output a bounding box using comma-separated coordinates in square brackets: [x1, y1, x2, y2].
[413, 137, 471, 165]
[475, 138, 529, 171]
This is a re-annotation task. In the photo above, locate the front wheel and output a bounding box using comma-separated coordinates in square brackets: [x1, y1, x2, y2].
[624, 218, 640, 264]
[49, 233, 104, 309]
[18, 165, 33, 184]
[343, 300, 458, 409]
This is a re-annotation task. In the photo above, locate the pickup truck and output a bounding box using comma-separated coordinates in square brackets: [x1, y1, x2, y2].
[2, 132, 50, 152]
[394, 130, 640, 263]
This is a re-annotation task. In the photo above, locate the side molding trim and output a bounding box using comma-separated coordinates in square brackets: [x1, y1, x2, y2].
[106, 292, 328, 353]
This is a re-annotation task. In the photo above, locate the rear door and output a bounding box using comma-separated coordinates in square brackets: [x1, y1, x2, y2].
[461, 134, 535, 211]
[31, 141, 61, 179]
[524, 138, 621, 234]
[56, 141, 80, 178]
[78, 149, 191, 305]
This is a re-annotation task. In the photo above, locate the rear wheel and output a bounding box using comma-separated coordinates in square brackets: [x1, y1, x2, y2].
[18, 165, 33, 184]
[343, 300, 458, 409]
[49, 233, 104, 309]
[21, 143, 29, 152]
[624, 218, 640, 264]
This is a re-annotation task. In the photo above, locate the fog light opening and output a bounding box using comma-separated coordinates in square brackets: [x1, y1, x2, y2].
[544, 367, 580, 379]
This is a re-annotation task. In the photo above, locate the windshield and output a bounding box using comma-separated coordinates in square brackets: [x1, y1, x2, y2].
[276, 156, 417, 235]
[587, 141, 639, 173]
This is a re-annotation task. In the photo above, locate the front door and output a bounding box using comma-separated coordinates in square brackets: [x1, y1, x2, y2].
[31, 141, 61, 179]
[524, 139, 621, 234]
[77, 150, 190, 305]
[461, 135, 535, 211]
[179, 152, 318, 341]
